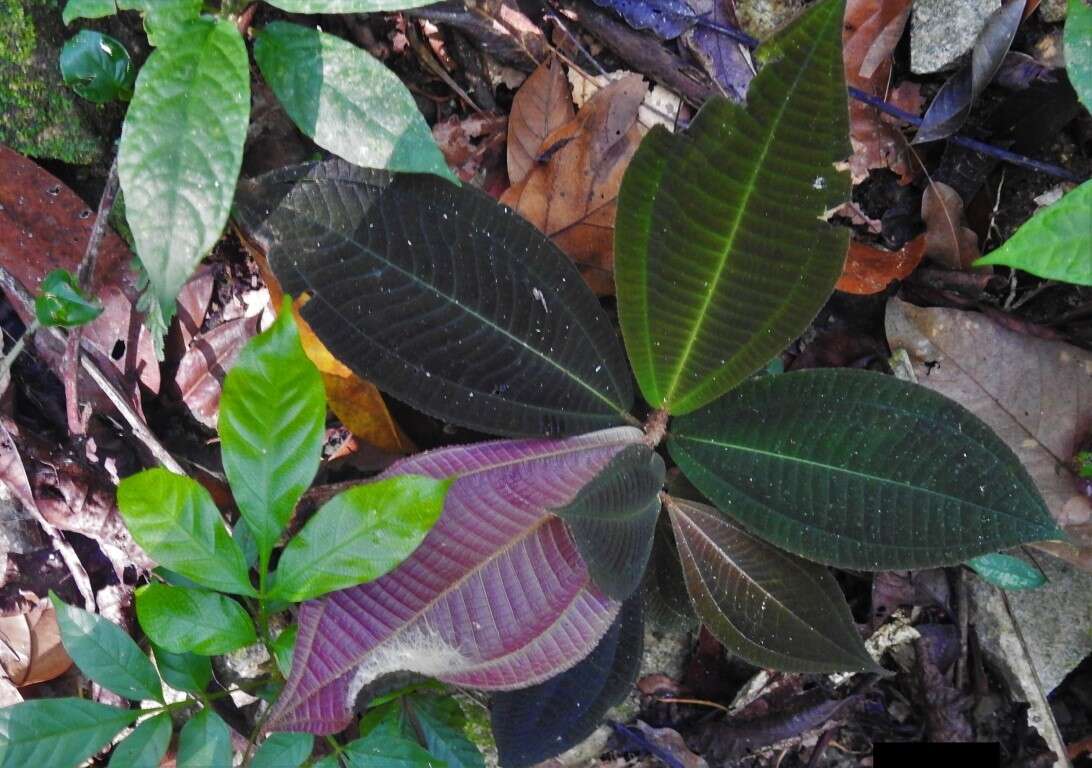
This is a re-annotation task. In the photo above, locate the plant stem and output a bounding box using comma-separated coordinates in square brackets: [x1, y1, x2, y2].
[642, 409, 669, 448]
[0, 319, 40, 392]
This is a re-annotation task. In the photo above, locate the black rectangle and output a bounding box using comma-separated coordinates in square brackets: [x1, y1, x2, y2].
[874, 742, 1000, 768]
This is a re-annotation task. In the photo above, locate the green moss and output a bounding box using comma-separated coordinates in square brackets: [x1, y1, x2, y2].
[0, 0, 103, 163]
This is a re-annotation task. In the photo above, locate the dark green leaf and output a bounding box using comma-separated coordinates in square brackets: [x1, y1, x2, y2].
[255, 22, 455, 182]
[117, 468, 255, 595]
[251, 732, 314, 768]
[552, 444, 664, 600]
[614, 0, 850, 415]
[271, 624, 298, 677]
[235, 160, 633, 437]
[177, 708, 231, 768]
[670, 369, 1062, 570]
[975, 180, 1092, 285]
[404, 694, 484, 768]
[344, 717, 444, 768]
[63, 0, 118, 25]
[34, 269, 104, 328]
[136, 584, 256, 655]
[666, 496, 878, 672]
[220, 299, 326, 564]
[270, 475, 449, 602]
[50, 592, 163, 703]
[152, 646, 211, 694]
[0, 699, 137, 768]
[107, 713, 171, 768]
[59, 30, 134, 103]
[967, 553, 1047, 590]
[116, 0, 202, 47]
[1067, 0, 1092, 110]
[491, 598, 643, 768]
[641, 514, 697, 631]
[118, 17, 249, 322]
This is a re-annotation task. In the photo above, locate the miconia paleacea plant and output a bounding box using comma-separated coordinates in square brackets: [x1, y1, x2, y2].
[229, 1, 1062, 764]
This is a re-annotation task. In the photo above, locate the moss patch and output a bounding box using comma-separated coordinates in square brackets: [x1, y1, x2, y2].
[0, 0, 104, 163]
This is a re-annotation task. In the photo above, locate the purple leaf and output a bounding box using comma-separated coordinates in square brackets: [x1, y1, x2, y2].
[687, 0, 755, 102]
[590, 0, 698, 39]
[268, 427, 644, 734]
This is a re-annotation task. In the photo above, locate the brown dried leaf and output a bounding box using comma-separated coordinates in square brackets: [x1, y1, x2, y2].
[921, 181, 981, 269]
[885, 299, 1092, 570]
[0, 146, 159, 394]
[836, 234, 926, 294]
[174, 267, 216, 350]
[174, 316, 258, 430]
[507, 57, 575, 185]
[501, 74, 645, 295]
[432, 112, 508, 191]
[0, 601, 71, 687]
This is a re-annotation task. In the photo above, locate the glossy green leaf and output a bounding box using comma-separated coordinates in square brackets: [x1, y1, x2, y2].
[255, 22, 455, 182]
[152, 646, 211, 694]
[270, 475, 449, 602]
[34, 269, 104, 327]
[50, 592, 163, 703]
[344, 717, 444, 768]
[234, 160, 634, 437]
[967, 553, 1047, 590]
[403, 695, 484, 768]
[107, 713, 171, 768]
[251, 732, 314, 768]
[117, 468, 255, 595]
[118, 17, 249, 322]
[666, 497, 878, 672]
[63, 0, 118, 25]
[136, 584, 256, 655]
[615, 0, 850, 415]
[60, 30, 134, 103]
[1066, 0, 1092, 110]
[264, 1, 438, 13]
[0, 699, 137, 768]
[670, 369, 1062, 570]
[117, 0, 202, 47]
[271, 624, 298, 677]
[220, 299, 326, 565]
[177, 708, 231, 768]
[974, 180, 1092, 286]
[552, 444, 665, 600]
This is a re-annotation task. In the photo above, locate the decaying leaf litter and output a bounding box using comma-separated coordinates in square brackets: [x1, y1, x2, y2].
[0, 1, 1091, 767]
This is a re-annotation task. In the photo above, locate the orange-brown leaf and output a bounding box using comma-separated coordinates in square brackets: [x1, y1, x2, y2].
[0, 603, 71, 688]
[501, 74, 645, 295]
[836, 234, 926, 294]
[921, 181, 981, 269]
[507, 56, 574, 185]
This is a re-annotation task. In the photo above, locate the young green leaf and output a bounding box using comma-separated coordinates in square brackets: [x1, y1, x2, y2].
[63, 0, 118, 25]
[1066, 0, 1092, 110]
[234, 160, 634, 438]
[614, 0, 850, 415]
[50, 592, 163, 703]
[670, 369, 1063, 570]
[551, 444, 665, 600]
[269, 475, 449, 603]
[116, 0, 202, 47]
[219, 300, 325, 566]
[665, 497, 878, 672]
[404, 695, 484, 768]
[974, 180, 1092, 286]
[344, 717, 444, 768]
[34, 269, 104, 328]
[177, 708, 232, 768]
[117, 468, 255, 595]
[0, 699, 138, 768]
[106, 712, 171, 768]
[251, 732, 314, 768]
[271, 624, 298, 677]
[967, 553, 1047, 590]
[59, 30, 134, 103]
[136, 584, 256, 655]
[255, 22, 456, 183]
[118, 17, 249, 322]
[263, 1, 438, 14]
[152, 645, 211, 694]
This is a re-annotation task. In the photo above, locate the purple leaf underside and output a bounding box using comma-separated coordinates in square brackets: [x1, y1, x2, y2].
[268, 427, 645, 733]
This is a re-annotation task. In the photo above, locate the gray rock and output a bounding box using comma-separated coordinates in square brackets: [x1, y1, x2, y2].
[1040, 0, 1068, 23]
[911, 0, 1001, 74]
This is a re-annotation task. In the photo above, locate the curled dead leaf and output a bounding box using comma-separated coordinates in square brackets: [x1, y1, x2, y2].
[921, 181, 981, 269]
[0, 601, 71, 687]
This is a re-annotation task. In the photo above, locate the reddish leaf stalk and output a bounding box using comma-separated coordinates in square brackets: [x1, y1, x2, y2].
[643, 408, 669, 447]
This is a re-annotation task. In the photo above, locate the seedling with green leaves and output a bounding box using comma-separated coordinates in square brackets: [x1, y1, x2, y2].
[0, 301, 465, 767]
